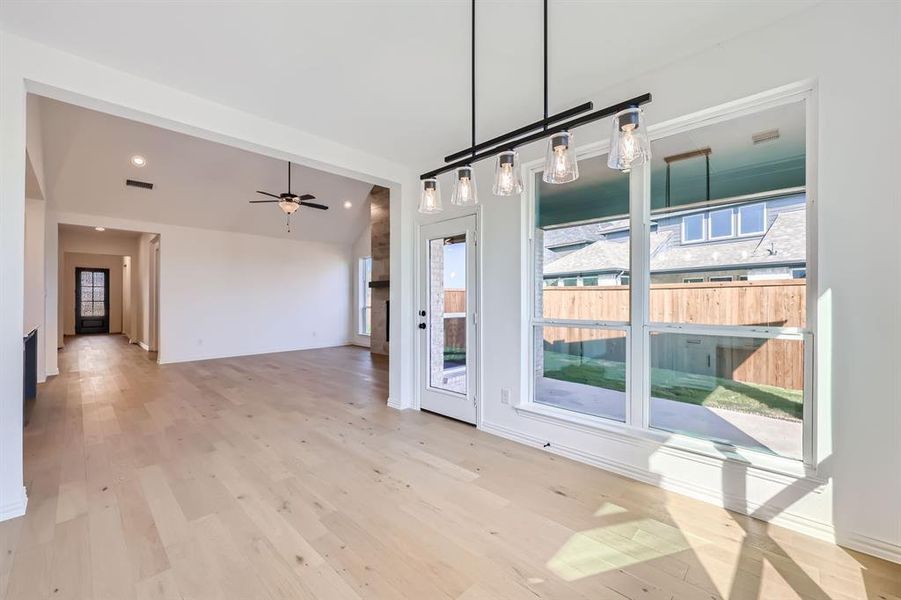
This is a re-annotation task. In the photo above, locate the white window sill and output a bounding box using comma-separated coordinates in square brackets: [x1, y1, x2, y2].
[512, 401, 822, 483]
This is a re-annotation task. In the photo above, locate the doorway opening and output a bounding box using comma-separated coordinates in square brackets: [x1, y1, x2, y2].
[74, 267, 110, 334]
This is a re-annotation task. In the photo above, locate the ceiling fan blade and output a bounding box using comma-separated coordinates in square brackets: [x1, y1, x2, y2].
[298, 194, 316, 201]
[256, 190, 281, 199]
[249, 200, 280, 203]
[300, 201, 328, 210]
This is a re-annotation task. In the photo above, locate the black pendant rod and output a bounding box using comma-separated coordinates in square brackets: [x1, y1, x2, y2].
[543, 0, 548, 124]
[287, 161, 291, 194]
[421, 92, 651, 180]
[443, 0, 593, 164]
[443, 102, 592, 163]
[471, 0, 476, 160]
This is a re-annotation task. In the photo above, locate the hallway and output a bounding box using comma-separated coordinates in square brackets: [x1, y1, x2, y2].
[1, 336, 898, 599]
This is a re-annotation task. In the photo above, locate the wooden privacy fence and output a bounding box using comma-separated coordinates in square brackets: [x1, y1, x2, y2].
[542, 280, 805, 327]
[442, 281, 805, 389]
[541, 280, 806, 390]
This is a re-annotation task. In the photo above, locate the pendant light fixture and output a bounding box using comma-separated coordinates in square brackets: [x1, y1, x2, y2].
[418, 0, 653, 208]
[608, 107, 651, 173]
[451, 166, 478, 206]
[543, 131, 578, 184]
[493, 150, 523, 195]
[419, 178, 442, 213]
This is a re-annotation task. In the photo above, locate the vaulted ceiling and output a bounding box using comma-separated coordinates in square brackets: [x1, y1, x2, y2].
[36, 97, 374, 244]
[1, 1, 816, 171]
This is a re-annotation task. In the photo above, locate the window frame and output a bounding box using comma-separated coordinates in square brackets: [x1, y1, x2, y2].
[681, 213, 706, 244]
[707, 207, 735, 240]
[358, 256, 372, 336]
[521, 82, 819, 477]
[738, 202, 767, 236]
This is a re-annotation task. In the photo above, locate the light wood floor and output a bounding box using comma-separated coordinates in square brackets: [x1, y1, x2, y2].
[1, 335, 899, 600]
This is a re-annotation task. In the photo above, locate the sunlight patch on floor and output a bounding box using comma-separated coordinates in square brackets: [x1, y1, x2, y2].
[547, 502, 706, 582]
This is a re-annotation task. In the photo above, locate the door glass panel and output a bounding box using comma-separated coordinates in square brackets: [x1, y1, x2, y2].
[92, 288, 104, 301]
[81, 271, 93, 286]
[93, 272, 105, 286]
[428, 234, 466, 394]
[81, 288, 92, 301]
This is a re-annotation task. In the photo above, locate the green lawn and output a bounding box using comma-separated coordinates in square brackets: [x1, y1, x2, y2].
[542, 351, 802, 422]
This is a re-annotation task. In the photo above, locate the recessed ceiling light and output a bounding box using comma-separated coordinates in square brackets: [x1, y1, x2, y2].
[95, 226, 106, 232]
[343, 201, 353, 209]
[131, 155, 147, 167]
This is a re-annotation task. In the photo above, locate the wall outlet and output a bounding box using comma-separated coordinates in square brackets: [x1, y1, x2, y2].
[500, 388, 510, 405]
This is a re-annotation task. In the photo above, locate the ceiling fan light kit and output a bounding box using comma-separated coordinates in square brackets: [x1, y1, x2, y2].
[418, 0, 653, 213]
[249, 161, 328, 231]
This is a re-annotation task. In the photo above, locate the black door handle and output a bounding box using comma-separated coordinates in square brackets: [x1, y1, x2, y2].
[418, 323, 427, 330]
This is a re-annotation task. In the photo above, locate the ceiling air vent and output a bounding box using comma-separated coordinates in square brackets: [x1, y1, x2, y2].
[126, 179, 154, 190]
[752, 129, 780, 145]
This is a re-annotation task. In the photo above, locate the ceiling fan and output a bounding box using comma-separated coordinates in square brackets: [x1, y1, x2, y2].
[250, 161, 328, 231]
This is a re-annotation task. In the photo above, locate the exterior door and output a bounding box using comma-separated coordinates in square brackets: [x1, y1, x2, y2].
[418, 215, 478, 424]
[75, 267, 110, 334]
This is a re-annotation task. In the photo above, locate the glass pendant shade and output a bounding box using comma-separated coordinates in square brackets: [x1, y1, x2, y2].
[542, 131, 579, 184]
[419, 178, 442, 213]
[492, 151, 523, 196]
[278, 198, 300, 214]
[608, 107, 651, 173]
[450, 166, 478, 206]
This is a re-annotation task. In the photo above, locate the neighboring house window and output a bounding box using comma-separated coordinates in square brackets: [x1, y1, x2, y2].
[792, 268, 806, 279]
[359, 257, 372, 336]
[738, 275, 749, 281]
[709, 276, 734, 282]
[619, 275, 630, 286]
[561, 277, 579, 287]
[708, 208, 734, 239]
[683, 277, 704, 283]
[738, 203, 766, 235]
[582, 275, 599, 286]
[682, 214, 705, 243]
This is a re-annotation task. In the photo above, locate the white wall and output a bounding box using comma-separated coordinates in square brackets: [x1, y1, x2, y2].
[53, 212, 353, 364]
[350, 223, 372, 348]
[23, 199, 45, 382]
[428, 1, 899, 562]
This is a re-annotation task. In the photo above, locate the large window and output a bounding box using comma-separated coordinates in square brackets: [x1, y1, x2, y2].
[533, 156, 631, 421]
[359, 257, 372, 336]
[530, 94, 812, 463]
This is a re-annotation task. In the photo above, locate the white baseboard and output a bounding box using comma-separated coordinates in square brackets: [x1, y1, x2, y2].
[0, 486, 28, 522]
[46, 367, 59, 377]
[387, 397, 403, 410]
[838, 532, 901, 564]
[479, 420, 845, 549]
[138, 342, 150, 351]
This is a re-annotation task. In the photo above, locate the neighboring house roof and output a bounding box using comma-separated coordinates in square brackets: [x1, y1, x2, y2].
[545, 230, 672, 276]
[543, 208, 806, 276]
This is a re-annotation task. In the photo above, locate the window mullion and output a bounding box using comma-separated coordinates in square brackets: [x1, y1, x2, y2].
[629, 163, 651, 429]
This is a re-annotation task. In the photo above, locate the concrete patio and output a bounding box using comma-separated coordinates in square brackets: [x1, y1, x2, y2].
[536, 377, 802, 459]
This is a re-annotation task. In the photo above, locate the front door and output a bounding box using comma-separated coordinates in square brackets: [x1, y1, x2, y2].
[75, 267, 110, 334]
[418, 215, 478, 424]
